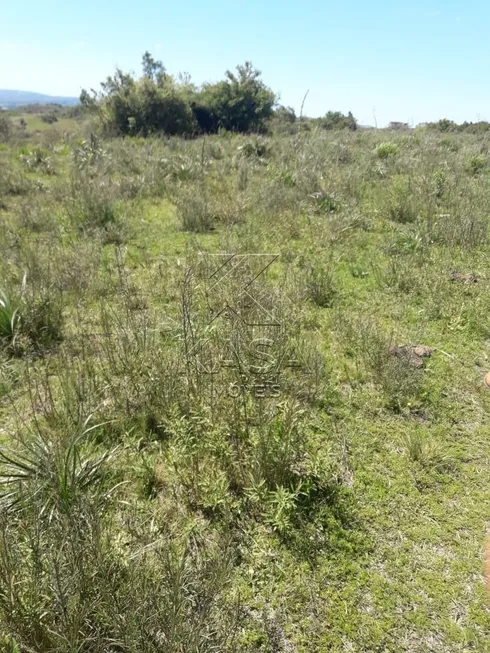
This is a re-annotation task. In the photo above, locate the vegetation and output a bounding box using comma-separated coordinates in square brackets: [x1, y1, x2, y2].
[425, 118, 490, 134]
[1, 85, 490, 651]
[320, 110, 357, 131]
[81, 53, 276, 136]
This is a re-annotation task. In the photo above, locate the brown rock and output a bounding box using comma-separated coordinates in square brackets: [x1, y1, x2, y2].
[450, 271, 478, 284]
[389, 344, 434, 368]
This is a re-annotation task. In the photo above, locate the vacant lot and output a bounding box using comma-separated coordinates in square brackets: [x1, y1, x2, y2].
[1, 123, 490, 651]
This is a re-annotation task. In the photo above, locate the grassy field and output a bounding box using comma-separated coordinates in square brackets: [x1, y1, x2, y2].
[1, 122, 490, 651]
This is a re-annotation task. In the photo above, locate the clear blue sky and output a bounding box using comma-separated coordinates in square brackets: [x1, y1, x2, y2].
[1, 0, 489, 126]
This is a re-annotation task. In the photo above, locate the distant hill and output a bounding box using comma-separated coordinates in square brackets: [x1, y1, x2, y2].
[0, 90, 79, 109]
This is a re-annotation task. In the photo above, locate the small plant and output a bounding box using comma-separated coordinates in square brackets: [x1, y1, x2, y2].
[309, 191, 340, 214]
[0, 290, 20, 349]
[238, 137, 271, 159]
[432, 167, 446, 199]
[0, 417, 117, 517]
[385, 175, 417, 223]
[0, 634, 20, 653]
[20, 147, 55, 175]
[40, 113, 58, 124]
[465, 154, 486, 175]
[304, 261, 337, 307]
[376, 142, 398, 159]
[176, 187, 216, 232]
[403, 430, 454, 471]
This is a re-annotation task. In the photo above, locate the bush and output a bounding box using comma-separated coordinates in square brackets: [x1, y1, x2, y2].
[320, 111, 357, 131]
[0, 285, 63, 355]
[193, 62, 276, 134]
[82, 55, 276, 137]
[376, 142, 398, 159]
[40, 113, 58, 124]
[98, 74, 196, 136]
[304, 261, 337, 307]
[465, 154, 486, 175]
[385, 175, 417, 223]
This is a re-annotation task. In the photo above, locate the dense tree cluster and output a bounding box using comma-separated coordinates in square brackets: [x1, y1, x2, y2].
[81, 52, 358, 137]
[425, 118, 490, 134]
[81, 53, 276, 136]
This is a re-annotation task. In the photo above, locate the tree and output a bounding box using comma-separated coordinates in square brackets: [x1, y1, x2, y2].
[141, 51, 166, 84]
[80, 54, 276, 137]
[275, 105, 296, 124]
[193, 62, 276, 134]
[321, 111, 357, 131]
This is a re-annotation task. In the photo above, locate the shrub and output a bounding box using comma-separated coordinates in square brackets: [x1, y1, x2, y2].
[304, 261, 337, 307]
[176, 188, 217, 233]
[376, 142, 398, 159]
[82, 55, 276, 137]
[40, 113, 58, 124]
[465, 154, 486, 175]
[320, 111, 357, 131]
[385, 175, 417, 223]
[193, 62, 276, 134]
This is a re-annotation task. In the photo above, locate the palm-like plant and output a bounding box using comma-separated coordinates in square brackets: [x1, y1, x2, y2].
[0, 417, 119, 518]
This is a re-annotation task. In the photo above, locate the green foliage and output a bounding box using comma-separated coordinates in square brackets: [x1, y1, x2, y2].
[426, 118, 490, 134]
[375, 141, 398, 159]
[304, 259, 338, 307]
[465, 154, 486, 175]
[82, 55, 275, 137]
[2, 123, 490, 650]
[0, 279, 63, 356]
[0, 290, 20, 348]
[40, 113, 58, 124]
[320, 110, 357, 131]
[194, 62, 276, 134]
[0, 419, 115, 516]
[100, 72, 196, 136]
[385, 175, 417, 223]
[427, 118, 458, 132]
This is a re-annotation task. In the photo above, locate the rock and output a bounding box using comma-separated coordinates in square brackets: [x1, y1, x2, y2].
[389, 344, 434, 368]
[450, 271, 478, 284]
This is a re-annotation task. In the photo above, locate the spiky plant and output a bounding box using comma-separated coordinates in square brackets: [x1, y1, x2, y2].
[0, 290, 20, 349]
[0, 417, 119, 519]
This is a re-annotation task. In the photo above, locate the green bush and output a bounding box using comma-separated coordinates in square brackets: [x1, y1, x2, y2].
[320, 111, 357, 131]
[194, 62, 276, 134]
[385, 175, 417, 223]
[465, 154, 486, 175]
[376, 142, 398, 159]
[82, 55, 276, 137]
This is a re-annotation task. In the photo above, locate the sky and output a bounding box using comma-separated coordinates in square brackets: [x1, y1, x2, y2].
[1, 0, 489, 126]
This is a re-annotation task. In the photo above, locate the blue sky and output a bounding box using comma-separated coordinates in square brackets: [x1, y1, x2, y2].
[1, 0, 488, 126]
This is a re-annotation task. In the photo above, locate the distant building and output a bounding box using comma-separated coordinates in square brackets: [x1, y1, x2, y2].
[388, 122, 410, 131]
